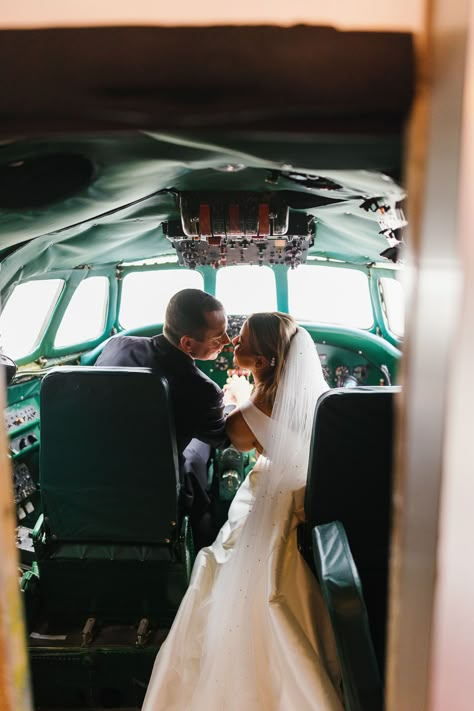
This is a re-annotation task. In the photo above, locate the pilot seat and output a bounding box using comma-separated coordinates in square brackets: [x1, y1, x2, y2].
[304, 386, 400, 711]
[22, 366, 193, 641]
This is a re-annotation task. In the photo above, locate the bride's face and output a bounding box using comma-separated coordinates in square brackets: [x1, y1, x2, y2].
[232, 321, 258, 369]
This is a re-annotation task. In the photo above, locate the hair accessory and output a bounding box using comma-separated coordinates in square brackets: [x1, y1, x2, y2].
[270, 356, 276, 367]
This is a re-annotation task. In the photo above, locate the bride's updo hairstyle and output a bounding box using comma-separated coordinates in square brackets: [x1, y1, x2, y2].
[246, 312, 298, 408]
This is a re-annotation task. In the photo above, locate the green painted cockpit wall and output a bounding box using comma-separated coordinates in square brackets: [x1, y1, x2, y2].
[0, 132, 405, 303]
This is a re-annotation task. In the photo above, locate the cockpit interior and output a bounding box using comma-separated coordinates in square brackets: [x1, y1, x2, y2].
[0, 21, 415, 711]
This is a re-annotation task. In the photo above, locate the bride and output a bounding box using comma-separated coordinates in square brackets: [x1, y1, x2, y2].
[142, 312, 343, 711]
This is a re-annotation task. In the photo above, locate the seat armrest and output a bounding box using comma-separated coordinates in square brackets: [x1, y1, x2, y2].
[32, 513, 45, 543]
[32, 513, 51, 558]
[312, 521, 383, 711]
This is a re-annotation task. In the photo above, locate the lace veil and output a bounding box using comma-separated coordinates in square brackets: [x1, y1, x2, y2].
[190, 327, 329, 705]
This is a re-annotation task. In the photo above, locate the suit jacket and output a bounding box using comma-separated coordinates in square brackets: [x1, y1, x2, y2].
[96, 334, 228, 455]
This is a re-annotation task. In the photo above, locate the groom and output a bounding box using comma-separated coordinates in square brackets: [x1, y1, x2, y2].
[96, 288, 234, 549]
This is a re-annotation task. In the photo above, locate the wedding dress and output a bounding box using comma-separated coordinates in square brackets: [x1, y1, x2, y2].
[142, 329, 344, 711]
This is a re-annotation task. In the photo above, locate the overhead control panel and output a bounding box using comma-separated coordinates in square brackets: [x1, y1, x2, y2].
[164, 192, 314, 269]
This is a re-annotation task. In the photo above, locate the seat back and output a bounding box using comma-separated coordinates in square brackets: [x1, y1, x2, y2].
[40, 366, 180, 544]
[305, 386, 399, 677]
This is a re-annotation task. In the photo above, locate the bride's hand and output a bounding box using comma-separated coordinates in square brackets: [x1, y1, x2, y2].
[223, 374, 253, 406]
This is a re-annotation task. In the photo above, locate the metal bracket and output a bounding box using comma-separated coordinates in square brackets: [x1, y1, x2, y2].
[136, 618, 151, 648]
[81, 617, 96, 647]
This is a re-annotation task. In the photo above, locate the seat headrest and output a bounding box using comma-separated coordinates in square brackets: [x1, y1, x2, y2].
[305, 386, 400, 531]
[40, 366, 179, 543]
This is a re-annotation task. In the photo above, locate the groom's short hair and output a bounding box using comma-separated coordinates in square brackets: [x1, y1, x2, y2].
[164, 288, 224, 345]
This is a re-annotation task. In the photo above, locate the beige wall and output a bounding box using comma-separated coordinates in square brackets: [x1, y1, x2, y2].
[429, 2, 474, 708]
[2, 0, 424, 31]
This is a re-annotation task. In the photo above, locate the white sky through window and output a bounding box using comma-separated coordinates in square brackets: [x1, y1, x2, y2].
[55, 277, 109, 348]
[119, 269, 204, 328]
[216, 266, 277, 314]
[288, 266, 373, 328]
[0, 279, 64, 359]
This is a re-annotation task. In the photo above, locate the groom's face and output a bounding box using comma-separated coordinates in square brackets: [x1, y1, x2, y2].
[188, 309, 230, 361]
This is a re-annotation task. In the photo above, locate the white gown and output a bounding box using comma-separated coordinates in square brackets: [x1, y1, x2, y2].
[142, 400, 343, 711]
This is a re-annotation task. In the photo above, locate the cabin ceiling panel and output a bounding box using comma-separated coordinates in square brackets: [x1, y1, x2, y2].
[313, 215, 390, 264]
[0, 133, 406, 296]
[0, 133, 187, 247]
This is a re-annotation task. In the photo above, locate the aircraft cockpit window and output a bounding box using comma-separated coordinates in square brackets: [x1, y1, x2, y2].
[379, 277, 405, 338]
[119, 268, 203, 329]
[54, 276, 109, 348]
[288, 265, 373, 328]
[0, 279, 64, 360]
[216, 265, 277, 314]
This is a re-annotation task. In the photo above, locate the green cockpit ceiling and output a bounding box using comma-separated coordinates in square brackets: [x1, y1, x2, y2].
[0, 132, 405, 302]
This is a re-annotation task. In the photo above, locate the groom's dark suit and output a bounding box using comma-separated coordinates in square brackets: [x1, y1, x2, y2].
[96, 333, 228, 547]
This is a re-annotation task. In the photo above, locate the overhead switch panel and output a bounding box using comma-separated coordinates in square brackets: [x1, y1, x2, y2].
[164, 191, 314, 269]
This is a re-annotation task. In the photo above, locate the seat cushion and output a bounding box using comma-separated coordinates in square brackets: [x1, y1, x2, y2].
[39, 543, 187, 625]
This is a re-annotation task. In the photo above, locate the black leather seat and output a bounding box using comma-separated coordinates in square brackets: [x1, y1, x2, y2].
[305, 386, 400, 711]
[27, 366, 193, 627]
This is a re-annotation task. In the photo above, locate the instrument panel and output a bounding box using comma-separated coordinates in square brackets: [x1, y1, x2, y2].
[4, 388, 41, 529]
[5, 398, 41, 455]
[204, 315, 393, 388]
[5, 402, 39, 434]
[13, 460, 37, 511]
